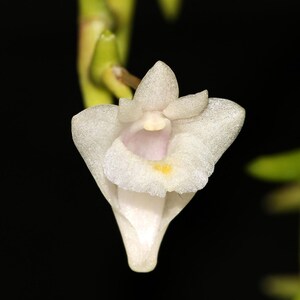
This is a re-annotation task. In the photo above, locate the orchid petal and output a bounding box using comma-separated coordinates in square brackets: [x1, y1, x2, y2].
[163, 90, 208, 120]
[71, 105, 121, 205]
[103, 133, 215, 197]
[103, 138, 167, 197]
[133, 61, 179, 111]
[118, 98, 143, 123]
[173, 97, 245, 163]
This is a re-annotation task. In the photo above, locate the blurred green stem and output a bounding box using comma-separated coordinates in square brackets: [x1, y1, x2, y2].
[262, 275, 300, 299]
[246, 149, 300, 182]
[247, 149, 300, 298]
[107, 0, 136, 63]
[77, 0, 136, 107]
[263, 183, 300, 213]
[157, 0, 182, 21]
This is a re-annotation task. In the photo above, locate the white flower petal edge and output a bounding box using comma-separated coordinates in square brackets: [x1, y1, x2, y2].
[134, 61, 179, 110]
[71, 60, 245, 272]
[163, 89, 209, 120]
[72, 105, 120, 205]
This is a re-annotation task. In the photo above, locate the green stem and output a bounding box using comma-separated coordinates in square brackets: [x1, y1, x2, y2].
[77, 0, 136, 107]
[78, 0, 112, 19]
[78, 0, 113, 106]
[262, 275, 300, 298]
[107, 0, 136, 63]
[157, 0, 182, 21]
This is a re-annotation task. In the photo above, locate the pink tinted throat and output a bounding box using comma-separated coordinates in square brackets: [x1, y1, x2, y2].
[122, 128, 171, 161]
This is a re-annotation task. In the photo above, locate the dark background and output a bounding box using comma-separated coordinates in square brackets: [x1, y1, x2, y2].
[1, 1, 299, 299]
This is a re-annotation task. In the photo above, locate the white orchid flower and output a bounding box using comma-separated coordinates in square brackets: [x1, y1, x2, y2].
[71, 61, 245, 272]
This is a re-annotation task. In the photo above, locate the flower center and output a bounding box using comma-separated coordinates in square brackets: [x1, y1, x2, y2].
[121, 111, 171, 161]
[143, 111, 167, 131]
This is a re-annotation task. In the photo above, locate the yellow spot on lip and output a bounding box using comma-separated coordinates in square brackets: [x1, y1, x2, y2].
[152, 163, 172, 175]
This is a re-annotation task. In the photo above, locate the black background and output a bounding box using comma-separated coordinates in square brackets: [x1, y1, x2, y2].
[1, 1, 299, 299]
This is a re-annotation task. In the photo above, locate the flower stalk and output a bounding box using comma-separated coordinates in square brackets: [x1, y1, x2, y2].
[77, 0, 136, 107]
